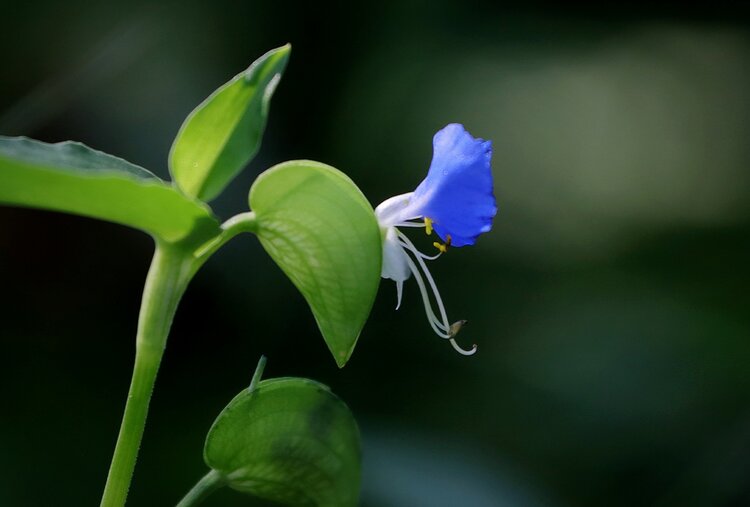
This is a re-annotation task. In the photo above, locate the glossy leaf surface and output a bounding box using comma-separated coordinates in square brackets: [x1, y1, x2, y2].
[205, 377, 361, 507]
[169, 44, 290, 202]
[249, 160, 381, 367]
[0, 136, 219, 243]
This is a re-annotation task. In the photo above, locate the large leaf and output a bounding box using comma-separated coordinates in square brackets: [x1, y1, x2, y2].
[249, 160, 382, 367]
[169, 44, 290, 202]
[0, 136, 220, 243]
[205, 377, 361, 507]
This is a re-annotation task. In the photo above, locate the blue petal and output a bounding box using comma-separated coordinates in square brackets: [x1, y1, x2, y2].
[410, 123, 496, 247]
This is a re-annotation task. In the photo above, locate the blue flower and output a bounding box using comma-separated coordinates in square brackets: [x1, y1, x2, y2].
[375, 123, 496, 355]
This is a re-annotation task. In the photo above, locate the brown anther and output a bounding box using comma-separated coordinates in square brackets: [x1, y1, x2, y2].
[448, 319, 468, 337]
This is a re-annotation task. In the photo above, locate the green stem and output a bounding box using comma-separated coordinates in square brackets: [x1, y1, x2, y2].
[176, 470, 226, 507]
[100, 211, 257, 506]
[100, 244, 193, 507]
[192, 212, 257, 271]
[173, 356, 265, 506]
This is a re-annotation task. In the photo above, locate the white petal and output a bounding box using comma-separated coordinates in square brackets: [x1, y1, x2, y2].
[375, 192, 418, 228]
[381, 227, 411, 283]
[395, 280, 404, 310]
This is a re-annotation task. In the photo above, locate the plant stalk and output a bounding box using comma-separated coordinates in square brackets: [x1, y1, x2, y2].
[100, 244, 193, 507]
[175, 470, 226, 507]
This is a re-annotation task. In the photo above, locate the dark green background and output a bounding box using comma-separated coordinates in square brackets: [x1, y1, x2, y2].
[1, 2, 750, 506]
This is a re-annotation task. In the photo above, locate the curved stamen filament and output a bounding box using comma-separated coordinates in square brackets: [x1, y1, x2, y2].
[395, 228, 477, 354]
[397, 238, 442, 261]
[402, 253, 451, 338]
[396, 229, 450, 327]
[450, 338, 478, 356]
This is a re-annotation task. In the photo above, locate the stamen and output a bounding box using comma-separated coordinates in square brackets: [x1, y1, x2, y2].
[448, 320, 476, 354]
[449, 339, 478, 356]
[433, 234, 451, 254]
[402, 254, 451, 338]
[424, 217, 434, 235]
[449, 320, 467, 337]
[394, 228, 476, 356]
[396, 230, 451, 329]
[394, 221, 427, 228]
[397, 238, 442, 261]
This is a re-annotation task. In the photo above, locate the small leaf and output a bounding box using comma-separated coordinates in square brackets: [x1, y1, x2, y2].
[169, 44, 291, 202]
[249, 161, 382, 367]
[205, 377, 361, 507]
[0, 136, 220, 244]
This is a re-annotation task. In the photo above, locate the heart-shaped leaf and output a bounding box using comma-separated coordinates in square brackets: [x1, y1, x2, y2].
[204, 377, 361, 507]
[169, 44, 290, 202]
[249, 160, 382, 367]
[0, 136, 219, 244]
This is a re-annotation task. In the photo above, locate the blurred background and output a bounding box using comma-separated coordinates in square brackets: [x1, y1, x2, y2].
[1, 2, 750, 506]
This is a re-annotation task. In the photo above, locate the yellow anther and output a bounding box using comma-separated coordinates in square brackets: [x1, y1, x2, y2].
[424, 217, 434, 235]
[433, 235, 451, 254]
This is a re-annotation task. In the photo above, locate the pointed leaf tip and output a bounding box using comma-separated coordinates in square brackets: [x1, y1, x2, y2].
[249, 160, 381, 367]
[169, 45, 291, 202]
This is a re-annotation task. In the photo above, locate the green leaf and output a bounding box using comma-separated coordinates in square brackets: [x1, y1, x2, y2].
[169, 44, 291, 202]
[0, 136, 220, 244]
[249, 160, 382, 367]
[204, 377, 361, 507]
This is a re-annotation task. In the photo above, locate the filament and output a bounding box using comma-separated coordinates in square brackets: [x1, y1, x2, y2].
[396, 229, 449, 327]
[398, 237, 442, 261]
[450, 339, 478, 356]
[394, 221, 426, 228]
[395, 227, 477, 355]
[402, 254, 451, 338]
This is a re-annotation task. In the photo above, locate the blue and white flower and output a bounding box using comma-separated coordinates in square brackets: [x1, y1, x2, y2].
[375, 123, 496, 355]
